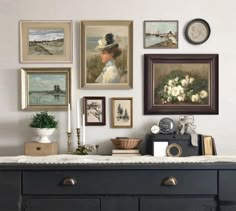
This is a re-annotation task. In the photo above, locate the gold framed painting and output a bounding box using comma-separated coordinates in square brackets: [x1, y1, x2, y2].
[111, 97, 133, 128]
[19, 20, 73, 63]
[21, 67, 71, 111]
[81, 20, 133, 89]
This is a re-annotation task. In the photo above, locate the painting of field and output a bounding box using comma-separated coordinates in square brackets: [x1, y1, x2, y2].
[28, 74, 66, 105]
[28, 29, 64, 55]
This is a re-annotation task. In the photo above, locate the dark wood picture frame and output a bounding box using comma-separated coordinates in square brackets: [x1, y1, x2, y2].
[84, 97, 106, 126]
[144, 54, 219, 115]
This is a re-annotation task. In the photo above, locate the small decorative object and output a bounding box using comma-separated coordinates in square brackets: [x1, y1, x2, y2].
[151, 125, 160, 134]
[21, 67, 71, 111]
[80, 20, 133, 89]
[185, 19, 211, 45]
[29, 111, 58, 143]
[159, 117, 176, 134]
[144, 54, 219, 114]
[74, 144, 97, 155]
[19, 20, 72, 63]
[66, 132, 72, 154]
[84, 97, 106, 126]
[111, 98, 133, 128]
[111, 138, 142, 149]
[144, 20, 178, 49]
[178, 115, 198, 146]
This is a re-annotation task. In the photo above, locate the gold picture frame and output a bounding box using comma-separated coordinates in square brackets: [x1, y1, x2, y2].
[111, 97, 133, 128]
[81, 20, 133, 89]
[21, 67, 71, 111]
[19, 20, 73, 63]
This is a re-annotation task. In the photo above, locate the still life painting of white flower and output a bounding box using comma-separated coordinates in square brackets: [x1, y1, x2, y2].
[154, 63, 210, 105]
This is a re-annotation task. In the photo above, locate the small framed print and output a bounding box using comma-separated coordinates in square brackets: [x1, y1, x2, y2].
[21, 67, 71, 111]
[111, 97, 133, 128]
[144, 20, 178, 49]
[19, 20, 73, 63]
[84, 97, 106, 126]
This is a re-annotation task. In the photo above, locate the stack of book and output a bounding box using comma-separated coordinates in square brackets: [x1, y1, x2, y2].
[112, 149, 141, 156]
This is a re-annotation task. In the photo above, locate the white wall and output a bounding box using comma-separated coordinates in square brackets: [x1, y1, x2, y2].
[0, 0, 236, 156]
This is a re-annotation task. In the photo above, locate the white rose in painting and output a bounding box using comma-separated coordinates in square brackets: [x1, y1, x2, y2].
[167, 96, 172, 102]
[171, 86, 180, 97]
[177, 85, 184, 94]
[168, 79, 174, 86]
[175, 77, 179, 82]
[200, 90, 208, 98]
[164, 85, 168, 93]
[177, 95, 185, 102]
[189, 77, 195, 84]
[191, 94, 200, 103]
[181, 79, 187, 87]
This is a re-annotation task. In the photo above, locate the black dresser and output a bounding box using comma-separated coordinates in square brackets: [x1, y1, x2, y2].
[1, 162, 236, 211]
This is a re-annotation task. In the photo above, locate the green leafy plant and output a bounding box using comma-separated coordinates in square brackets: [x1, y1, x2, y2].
[29, 111, 58, 128]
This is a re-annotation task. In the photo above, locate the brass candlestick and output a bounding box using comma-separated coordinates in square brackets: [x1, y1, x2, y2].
[76, 128, 81, 146]
[66, 132, 72, 154]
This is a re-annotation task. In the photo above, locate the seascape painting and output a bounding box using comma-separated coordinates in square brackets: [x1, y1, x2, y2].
[80, 21, 133, 89]
[144, 21, 178, 49]
[20, 21, 72, 63]
[28, 28, 64, 55]
[29, 74, 66, 105]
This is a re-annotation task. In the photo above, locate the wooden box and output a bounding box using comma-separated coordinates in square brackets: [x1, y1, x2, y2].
[24, 142, 58, 156]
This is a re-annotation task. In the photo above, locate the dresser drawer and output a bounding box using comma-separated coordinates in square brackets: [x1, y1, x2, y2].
[23, 170, 217, 195]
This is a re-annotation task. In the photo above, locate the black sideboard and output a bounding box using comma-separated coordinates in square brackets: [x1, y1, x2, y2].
[1, 162, 236, 211]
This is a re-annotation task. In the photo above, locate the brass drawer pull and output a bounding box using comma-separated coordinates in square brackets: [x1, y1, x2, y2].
[162, 176, 178, 186]
[62, 177, 77, 186]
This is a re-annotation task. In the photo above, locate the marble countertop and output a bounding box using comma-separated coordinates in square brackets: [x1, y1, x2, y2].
[1, 154, 236, 164]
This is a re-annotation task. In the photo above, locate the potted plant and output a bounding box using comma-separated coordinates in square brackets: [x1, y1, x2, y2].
[29, 111, 58, 143]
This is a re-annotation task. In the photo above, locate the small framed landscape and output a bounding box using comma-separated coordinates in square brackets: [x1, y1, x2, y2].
[144, 20, 178, 49]
[111, 97, 133, 128]
[144, 54, 219, 115]
[81, 20, 133, 89]
[84, 97, 106, 126]
[21, 67, 71, 111]
[19, 20, 72, 63]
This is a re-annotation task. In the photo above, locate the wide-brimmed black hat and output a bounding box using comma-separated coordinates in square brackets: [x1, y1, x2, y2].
[96, 33, 119, 50]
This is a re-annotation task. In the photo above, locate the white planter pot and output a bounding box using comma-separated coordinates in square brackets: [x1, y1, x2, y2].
[33, 128, 55, 143]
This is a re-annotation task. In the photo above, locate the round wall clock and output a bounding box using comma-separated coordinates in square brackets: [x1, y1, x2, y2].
[185, 19, 211, 45]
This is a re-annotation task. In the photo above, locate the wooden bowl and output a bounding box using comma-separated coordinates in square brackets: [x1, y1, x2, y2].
[111, 138, 142, 149]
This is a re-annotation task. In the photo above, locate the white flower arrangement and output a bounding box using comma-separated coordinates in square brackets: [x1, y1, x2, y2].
[156, 71, 208, 104]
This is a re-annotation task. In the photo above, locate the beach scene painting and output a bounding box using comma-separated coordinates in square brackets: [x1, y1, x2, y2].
[81, 21, 133, 89]
[20, 21, 72, 63]
[21, 68, 71, 111]
[28, 28, 64, 56]
[144, 21, 178, 49]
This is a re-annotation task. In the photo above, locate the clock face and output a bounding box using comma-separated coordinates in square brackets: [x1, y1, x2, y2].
[185, 19, 211, 44]
[151, 125, 160, 134]
[159, 118, 175, 134]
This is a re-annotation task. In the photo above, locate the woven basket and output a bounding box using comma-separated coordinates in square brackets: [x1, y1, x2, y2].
[111, 138, 142, 149]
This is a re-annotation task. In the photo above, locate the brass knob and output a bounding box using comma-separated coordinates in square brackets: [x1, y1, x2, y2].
[162, 176, 178, 186]
[62, 177, 77, 186]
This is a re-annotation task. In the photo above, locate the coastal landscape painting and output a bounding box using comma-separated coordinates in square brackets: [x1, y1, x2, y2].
[144, 21, 178, 49]
[81, 21, 133, 89]
[21, 68, 71, 111]
[20, 21, 72, 63]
